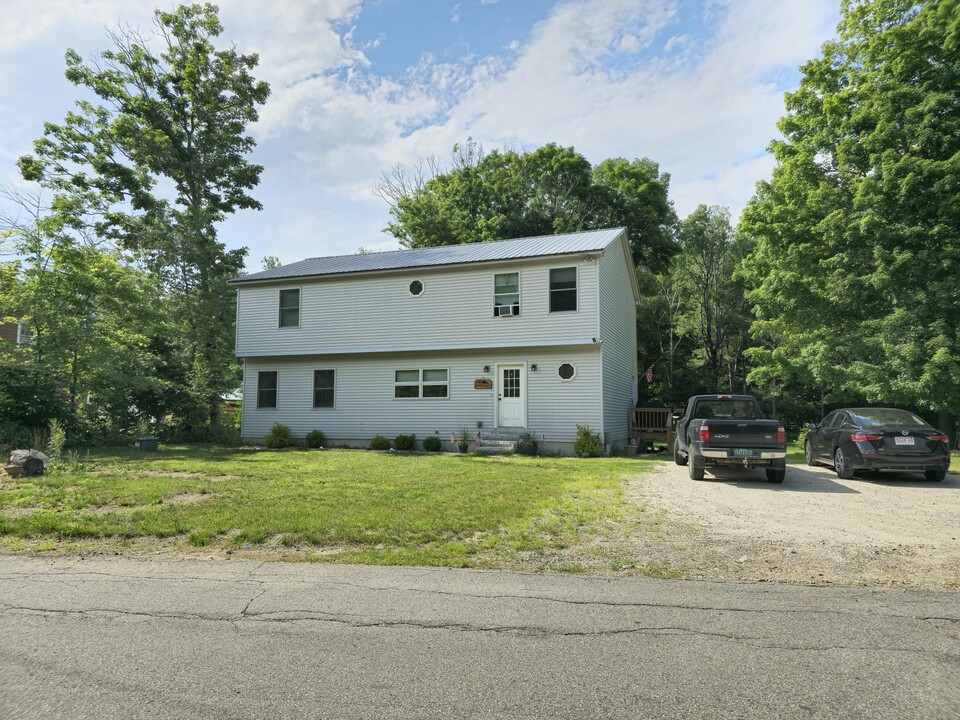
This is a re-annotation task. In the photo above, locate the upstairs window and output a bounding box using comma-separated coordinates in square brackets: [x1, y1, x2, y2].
[494, 272, 520, 317]
[279, 289, 300, 327]
[313, 369, 335, 408]
[549, 267, 577, 312]
[16, 322, 33, 347]
[257, 371, 278, 409]
[394, 369, 449, 399]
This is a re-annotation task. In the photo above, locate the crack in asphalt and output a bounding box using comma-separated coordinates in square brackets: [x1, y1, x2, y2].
[2, 603, 958, 659]
[3, 569, 959, 625]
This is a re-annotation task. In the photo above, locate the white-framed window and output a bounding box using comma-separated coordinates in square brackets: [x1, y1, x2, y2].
[257, 371, 278, 408]
[549, 267, 577, 312]
[494, 272, 520, 317]
[394, 368, 449, 399]
[279, 288, 300, 328]
[16, 322, 33, 346]
[557, 363, 576, 381]
[313, 369, 335, 408]
[409, 280, 424, 297]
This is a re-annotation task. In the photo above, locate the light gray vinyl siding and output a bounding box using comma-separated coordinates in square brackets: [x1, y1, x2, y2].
[597, 238, 639, 446]
[241, 347, 602, 447]
[236, 257, 599, 357]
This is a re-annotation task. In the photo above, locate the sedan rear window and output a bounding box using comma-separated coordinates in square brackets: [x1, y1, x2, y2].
[849, 409, 928, 427]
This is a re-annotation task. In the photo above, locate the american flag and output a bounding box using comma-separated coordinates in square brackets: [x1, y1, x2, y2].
[474, 433, 483, 446]
[644, 365, 654, 383]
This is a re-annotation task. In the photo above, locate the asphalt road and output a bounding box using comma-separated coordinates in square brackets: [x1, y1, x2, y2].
[1, 555, 958, 719]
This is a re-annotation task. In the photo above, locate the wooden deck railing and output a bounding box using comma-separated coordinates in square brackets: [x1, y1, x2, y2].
[628, 407, 683, 447]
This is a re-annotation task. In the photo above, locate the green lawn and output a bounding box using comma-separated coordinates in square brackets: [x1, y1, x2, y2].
[0, 446, 661, 568]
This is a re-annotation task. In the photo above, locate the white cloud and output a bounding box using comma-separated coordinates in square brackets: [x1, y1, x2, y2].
[0, 0, 840, 266]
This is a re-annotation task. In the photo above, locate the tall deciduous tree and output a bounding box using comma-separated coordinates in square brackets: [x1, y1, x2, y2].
[18, 3, 269, 429]
[739, 0, 960, 436]
[377, 141, 677, 272]
[0, 187, 173, 437]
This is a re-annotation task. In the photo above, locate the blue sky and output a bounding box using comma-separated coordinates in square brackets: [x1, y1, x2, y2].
[0, 0, 840, 271]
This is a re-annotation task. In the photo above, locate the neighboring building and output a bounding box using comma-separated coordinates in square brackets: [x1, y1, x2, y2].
[230, 228, 640, 452]
[0, 318, 31, 350]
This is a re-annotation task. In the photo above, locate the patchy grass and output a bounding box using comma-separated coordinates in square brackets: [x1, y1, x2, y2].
[786, 441, 805, 465]
[0, 445, 661, 570]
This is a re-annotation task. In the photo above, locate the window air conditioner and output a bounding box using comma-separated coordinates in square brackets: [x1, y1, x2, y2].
[497, 304, 514, 316]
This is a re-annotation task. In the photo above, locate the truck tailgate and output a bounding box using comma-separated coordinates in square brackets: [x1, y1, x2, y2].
[703, 421, 781, 449]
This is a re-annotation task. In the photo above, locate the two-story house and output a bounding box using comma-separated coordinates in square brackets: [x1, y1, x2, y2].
[231, 228, 640, 452]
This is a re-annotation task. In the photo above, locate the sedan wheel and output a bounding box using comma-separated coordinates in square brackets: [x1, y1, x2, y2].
[804, 440, 818, 467]
[925, 468, 947, 482]
[834, 447, 854, 479]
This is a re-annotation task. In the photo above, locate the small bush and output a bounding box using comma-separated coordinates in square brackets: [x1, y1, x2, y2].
[394, 433, 416, 451]
[422, 435, 442, 452]
[369, 435, 391, 450]
[305, 429, 325, 448]
[573, 424, 604, 457]
[264, 422, 292, 449]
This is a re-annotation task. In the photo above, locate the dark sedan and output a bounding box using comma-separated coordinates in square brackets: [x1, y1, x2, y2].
[805, 408, 950, 482]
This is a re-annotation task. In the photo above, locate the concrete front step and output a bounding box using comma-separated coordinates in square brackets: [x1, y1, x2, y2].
[473, 439, 517, 455]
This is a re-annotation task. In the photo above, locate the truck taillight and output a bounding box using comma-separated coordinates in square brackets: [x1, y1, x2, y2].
[699, 425, 710, 442]
[777, 426, 786, 444]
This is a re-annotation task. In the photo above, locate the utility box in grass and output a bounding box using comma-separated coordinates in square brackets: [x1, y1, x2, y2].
[135, 437, 159, 451]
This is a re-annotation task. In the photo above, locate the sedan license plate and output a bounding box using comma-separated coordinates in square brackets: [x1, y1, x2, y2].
[894, 436, 915, 446]
[733, 449, 754, 457]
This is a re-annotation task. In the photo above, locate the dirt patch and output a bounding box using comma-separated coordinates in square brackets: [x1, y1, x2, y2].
[163, 492, 211, 505]
[614, 461, 960, 588]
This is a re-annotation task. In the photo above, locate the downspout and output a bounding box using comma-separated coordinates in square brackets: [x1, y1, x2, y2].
[595, 257, 605, 448]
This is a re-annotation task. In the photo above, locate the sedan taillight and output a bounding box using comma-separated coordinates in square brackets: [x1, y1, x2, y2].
[930, 434, 949, 443]
[850, 433, 881, 442]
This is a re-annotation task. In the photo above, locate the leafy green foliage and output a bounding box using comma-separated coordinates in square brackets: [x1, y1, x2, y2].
[573, 424, 605, 457]
[738, 0, 960, 438]
[369, 435, 391, 451]
[635, 206, 753, 405]
[391, 434, 415, 451]
[16, 3, 270, 433]
[378, 140, 677, 272]
[305, 430, 325, 449]
[263, 423, 292, 449]
[422, 435, 442, 452]
[0, 354, 69, 437]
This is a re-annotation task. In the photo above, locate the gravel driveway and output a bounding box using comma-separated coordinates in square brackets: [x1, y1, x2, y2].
[618, 461, 960, 588]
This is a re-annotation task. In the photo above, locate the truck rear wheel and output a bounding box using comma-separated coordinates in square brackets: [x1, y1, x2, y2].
[688, 456, 705, 481]
[674, 438, 687, 466]
[766, 463, 786, 484]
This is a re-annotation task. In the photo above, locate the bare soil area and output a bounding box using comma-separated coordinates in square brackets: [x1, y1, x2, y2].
[613, 460, 960, 588]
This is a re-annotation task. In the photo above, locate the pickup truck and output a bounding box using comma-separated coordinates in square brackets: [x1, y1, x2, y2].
[673, 394, 787, 483]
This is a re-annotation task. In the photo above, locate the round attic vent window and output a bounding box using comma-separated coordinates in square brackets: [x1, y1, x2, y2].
[409, 280, 424, 296]
[558, 363, 576, 380]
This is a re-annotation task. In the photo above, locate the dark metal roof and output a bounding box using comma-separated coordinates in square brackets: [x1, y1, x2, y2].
[231, 228, 627, 284]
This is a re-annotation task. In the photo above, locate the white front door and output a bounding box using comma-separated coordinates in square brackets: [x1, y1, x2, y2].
[497, 364, 526, 427]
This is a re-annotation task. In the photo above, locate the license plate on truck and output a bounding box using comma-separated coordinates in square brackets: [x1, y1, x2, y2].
[732, 449, 754, 457]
